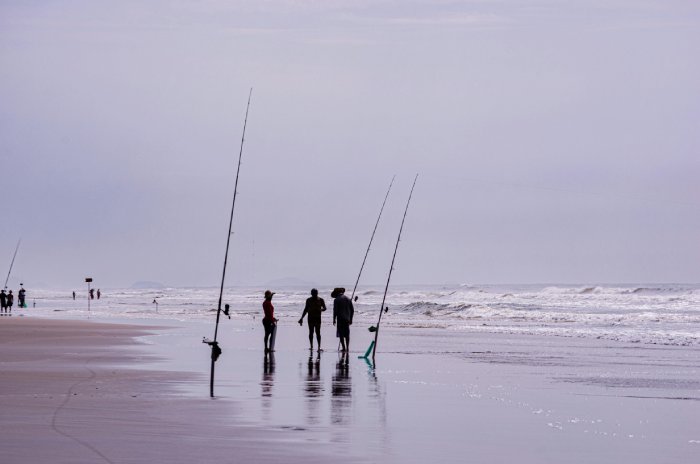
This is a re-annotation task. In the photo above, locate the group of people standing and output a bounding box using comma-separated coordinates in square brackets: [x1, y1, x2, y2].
[262, 287, 355, 353]
[71, 289, 101, 300]
[0, 286, 26, 313]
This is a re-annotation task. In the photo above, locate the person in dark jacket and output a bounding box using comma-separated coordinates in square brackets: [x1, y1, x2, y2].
[332, 287, 354, 352]
[0, 289, 7, 312]
[6, 290, 14, 312]
[298, 288, 327, 351]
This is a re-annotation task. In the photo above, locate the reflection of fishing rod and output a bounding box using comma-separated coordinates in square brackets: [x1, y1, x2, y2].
[350, 176, 395, 302]
[4, 239, 21, 289]
[204, 88, 252, 398]
[363, 175, 418, 362]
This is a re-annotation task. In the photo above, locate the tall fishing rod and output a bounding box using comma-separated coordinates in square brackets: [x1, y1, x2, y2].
[350, 176, 395, 301]
[368, 174, 418, 362]
[204, 88, 252, 398]
[4, 239, 21, 289]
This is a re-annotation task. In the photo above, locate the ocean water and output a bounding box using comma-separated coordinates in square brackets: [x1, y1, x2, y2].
[14, 283, 700, 346]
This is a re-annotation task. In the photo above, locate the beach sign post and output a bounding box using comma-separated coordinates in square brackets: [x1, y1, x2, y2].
[85, 277, 93, 313]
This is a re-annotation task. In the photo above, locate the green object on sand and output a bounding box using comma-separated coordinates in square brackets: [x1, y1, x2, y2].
[359, 340, 375, 359]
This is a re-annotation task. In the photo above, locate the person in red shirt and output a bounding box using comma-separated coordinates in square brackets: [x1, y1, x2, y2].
[262, 290, 277, 353]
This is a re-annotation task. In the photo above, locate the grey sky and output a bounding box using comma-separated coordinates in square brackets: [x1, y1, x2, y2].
[1, 1, 698, 288]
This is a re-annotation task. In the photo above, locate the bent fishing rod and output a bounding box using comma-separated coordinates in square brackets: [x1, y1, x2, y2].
[350, 176, 395, 301]
[4, 239, 21, 289]
[368, 174, 418, 362]
[205, 88, 252, 398]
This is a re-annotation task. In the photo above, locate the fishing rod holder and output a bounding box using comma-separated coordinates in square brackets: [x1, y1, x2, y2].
[202, 338, 222, 362]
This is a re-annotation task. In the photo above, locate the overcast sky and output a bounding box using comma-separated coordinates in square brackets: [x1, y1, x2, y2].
[1, 1, 698, 289]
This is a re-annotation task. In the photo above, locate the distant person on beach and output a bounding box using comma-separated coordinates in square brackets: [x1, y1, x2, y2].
[0, 289, 7, 312]
[89, 288, 94, 299]
[72, 291, 76, 300]
[6, 290, 14, 312]
[298, 288, 327, 351]
[18, 286, 26, 308]
[97, 289, 101, 299]
[262, 290, 277, 353]
[332, 287, 354, 352]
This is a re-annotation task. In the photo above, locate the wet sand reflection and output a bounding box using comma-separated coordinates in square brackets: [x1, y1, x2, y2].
[303, 351, 323, 424]
[261, 352, 275, 420]
[331, 351, 352, 425]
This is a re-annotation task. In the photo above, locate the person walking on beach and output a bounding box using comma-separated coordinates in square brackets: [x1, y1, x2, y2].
[262, 290, 277, 353]
[97, 289, 101, 300]
[18, 286, 26, 308]
[6, 290, 14, 312]
[0, 289, 7, 313]
[72, 291, 76, 300]
[332, 287, 354, 352]
[298, 288, 327, 351]
[89, 288, 94, 299]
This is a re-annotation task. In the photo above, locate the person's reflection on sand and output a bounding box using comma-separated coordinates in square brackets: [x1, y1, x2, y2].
[303, 351, 323, 424]
[331, 351, 351, 425]
[262, 351, 276, 401]
[305, 352, 322, 397]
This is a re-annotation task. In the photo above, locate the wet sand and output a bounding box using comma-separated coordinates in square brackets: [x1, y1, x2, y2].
[2, 316, 699, 463]
[0, 317, 339, 464]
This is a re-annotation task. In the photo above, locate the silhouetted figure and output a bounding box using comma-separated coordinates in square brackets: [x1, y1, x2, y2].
[0, 289, 7, 312]
[97, 289, 101, 299]
[332, 287, 354, 352]
[72, 291, 76, 300]
[89, 288, 94, 299]
[0, 289, 7, 313]
[6, 290, 13, 312]
[262, 290, 277, 353]
[18, 286, 26, 308]
[298, 288, 327, 351]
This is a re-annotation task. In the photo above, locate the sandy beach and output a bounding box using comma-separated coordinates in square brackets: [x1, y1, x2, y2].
[0, 317, 341, 464]
[2, 314, 699, 463]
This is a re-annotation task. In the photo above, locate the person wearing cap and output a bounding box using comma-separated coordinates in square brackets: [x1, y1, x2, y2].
[332, 287, 354, 352]
[262, 290, 277, 353]
[298, 288, 327, 351]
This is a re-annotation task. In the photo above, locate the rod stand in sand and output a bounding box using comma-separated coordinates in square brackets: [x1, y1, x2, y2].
[203, 338, 222, 397]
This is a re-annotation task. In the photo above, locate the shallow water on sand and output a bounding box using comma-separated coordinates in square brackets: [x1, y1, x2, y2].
[130, 317, 700, 464]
